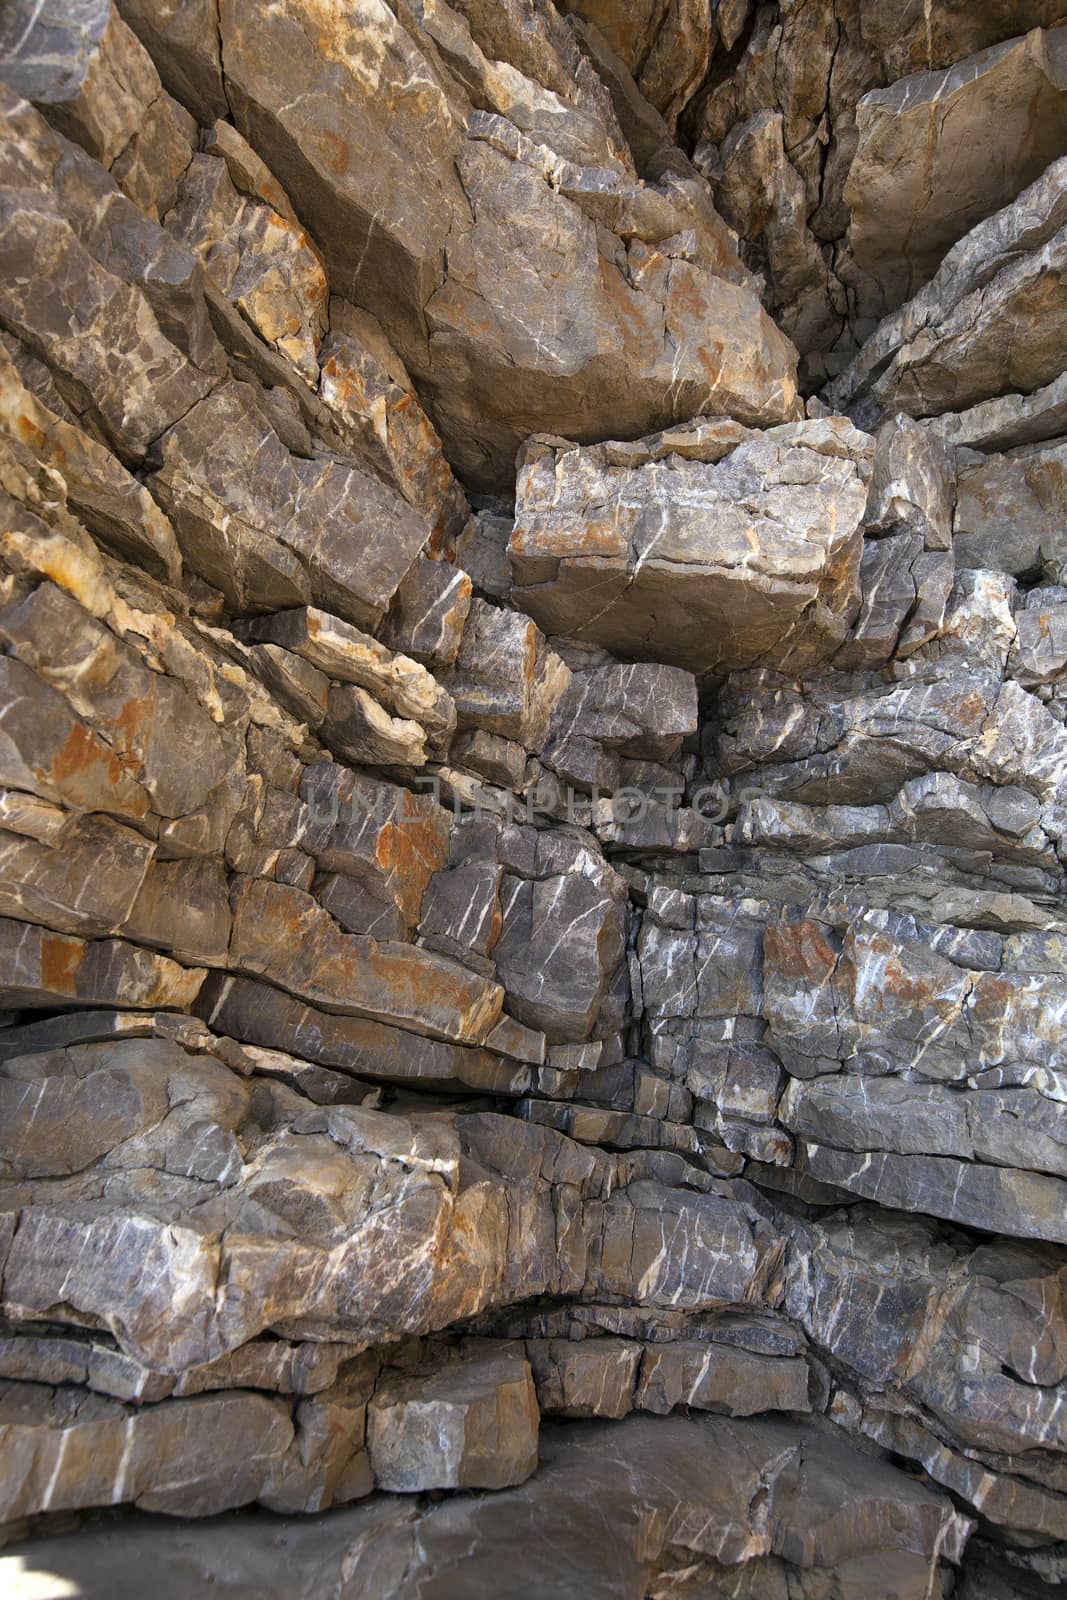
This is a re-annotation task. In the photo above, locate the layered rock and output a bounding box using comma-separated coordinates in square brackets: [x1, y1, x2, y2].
[0, 0, 1066, 1592]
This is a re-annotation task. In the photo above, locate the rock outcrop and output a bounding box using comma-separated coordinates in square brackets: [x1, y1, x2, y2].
[0, 2, 1065, 1596]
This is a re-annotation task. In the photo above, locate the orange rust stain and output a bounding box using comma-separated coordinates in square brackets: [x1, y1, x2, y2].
[766, 920, 837, 981]
[374, 807, 450, 925]
[16, 413, 47, 452]
[111, 691, 155, 762]
[319, 130, 351, 176]
[40, 932, 83, 995]
[50, 720, 122, 787]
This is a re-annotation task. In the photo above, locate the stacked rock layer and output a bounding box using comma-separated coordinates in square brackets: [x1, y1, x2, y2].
[0, 2, 1064, 1597]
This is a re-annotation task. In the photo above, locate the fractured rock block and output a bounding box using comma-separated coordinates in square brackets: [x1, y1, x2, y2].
[525, 1335, 640, 1419]
[0, 91, 215, 462]
[240, 606, 455, 739]
[0, 805, 153, 937]
[380, 555, 472, 668]
[830, 156, 1067, 429]
[150, 382, 432, 627]
[0, 343, 183, 582]
[634, 1340, 811, 1418]
[367, 1347, 539, 1492]
[0, 1381, 294, 1521]
[510, 418, 870, 675]
[0, 580, 239, 824]
[494, 863, 627, 1043]
[954, 440, 1067, 578]
[197, 972, 530, 1095]
[299, 761, 451, 929]
[842, 28, 1067, 323]
[168, 151, 327, 385]
[319, 309, 470, 546]
[446, 599, 571, 751]
[228, 876, 504, 1045]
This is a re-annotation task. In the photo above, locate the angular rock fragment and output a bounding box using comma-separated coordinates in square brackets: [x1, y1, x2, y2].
[367, 1347, 539, 1492]
[167, 151, 328, 385]
[197, 973, 530, 1096]
[525, 1335, 640, 1419]
[228, 876, 504, 1045]
[829, 157, 1067, 428]
[0, 916, 203, 1009]
[319, 308, 470, 546]
[446, 599, 570, 750]
[510, 418, 870, 674]
[0, 343, 182, 582]
[634, 1339, 811, 1418]
[0, 1381, 294, 1521]
[842, 28, 1067, 323]
[240, 607, 455, 739]
[954, 440, 1067, 577]
[381, 556, 472, 669]
[321, 685, 429, 769]
[0, 91, 215, 461]
[0, 805, 153, 937]
[299, 762, 451, 929]
[0, 580, 238, 824]
[150, 383, 432, 627]
[126, 0, 800, 489]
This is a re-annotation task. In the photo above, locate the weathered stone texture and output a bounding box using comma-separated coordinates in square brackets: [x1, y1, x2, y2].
[3, 0, 1067, 1586]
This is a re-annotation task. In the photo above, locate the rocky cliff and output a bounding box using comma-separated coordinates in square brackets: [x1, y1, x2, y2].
[0, 2, 1064, 1596]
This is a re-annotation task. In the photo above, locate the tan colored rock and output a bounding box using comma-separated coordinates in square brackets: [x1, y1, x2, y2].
[300, 761, 451, 929]
[525, 1335, 640, 1418]
[167, 152, 328, 386]
[635, 1340, 811, 1418]
[150, 382, 433, 628]
[829, 157, 1067, 429]
[367, 1347, 539, 1492]
[321, 683, 429, 769]
[558, 0, 715, 132]
[197, 972, 531, 1095]
[1, 580, 240, 828]
[0, 1381, 294, 1521]
[319, 306, 470, 547]
[0, 343, 182, 582]
[201, 118, 300, 224]
[35, 3, 196, 221]
[0, 91, 215, 464]
[120, 0, 801, 489]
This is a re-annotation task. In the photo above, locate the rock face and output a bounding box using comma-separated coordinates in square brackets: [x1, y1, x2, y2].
[0, 3, 1066, 1597]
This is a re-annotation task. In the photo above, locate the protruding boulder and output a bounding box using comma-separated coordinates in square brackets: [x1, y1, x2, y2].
[510, 418, 871, 675]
